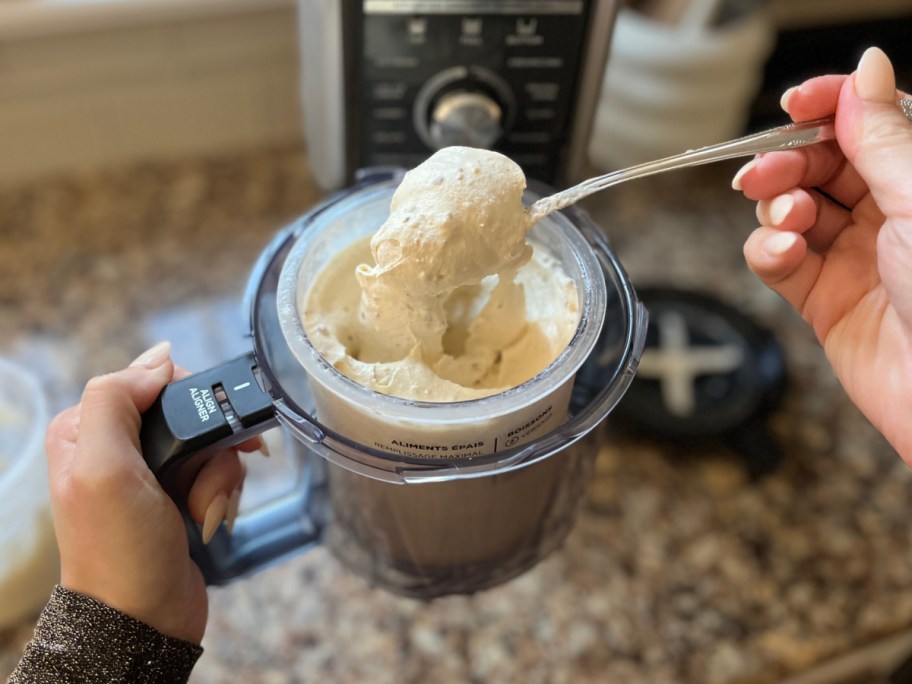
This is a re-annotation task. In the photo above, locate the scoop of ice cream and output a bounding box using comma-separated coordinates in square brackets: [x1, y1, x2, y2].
[355, 147, 533, 363]
[302, 145, 580, 402]
[303, 236, 578, 401]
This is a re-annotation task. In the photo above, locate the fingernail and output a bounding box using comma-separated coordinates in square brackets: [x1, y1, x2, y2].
[258, 437, 271, 458]
[130, 341, 171, 369]
[856, 47, 895, 103]
[202, 492, 229, 544]
[732, 158, 760, 191]
[780, 86, 798, 114]
[764, 231, 798, 256]
[769, 194, 794, 226]
[225, 489, 241, 535]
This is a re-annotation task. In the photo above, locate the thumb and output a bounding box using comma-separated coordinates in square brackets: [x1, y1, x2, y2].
[836, 47, 912, 220]
[837, 47, 912, 328]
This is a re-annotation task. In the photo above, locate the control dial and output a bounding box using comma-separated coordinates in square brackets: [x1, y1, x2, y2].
[429, 91, 502, 149]
[414, 66, 515, 152]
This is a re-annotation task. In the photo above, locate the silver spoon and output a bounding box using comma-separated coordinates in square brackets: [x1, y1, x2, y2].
[527, 97, 912, 223]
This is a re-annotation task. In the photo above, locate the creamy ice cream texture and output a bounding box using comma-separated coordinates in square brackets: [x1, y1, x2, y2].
[303, 146, 580, 401]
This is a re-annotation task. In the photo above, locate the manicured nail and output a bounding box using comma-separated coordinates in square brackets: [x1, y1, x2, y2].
[780, 86, 798, 114]
[856, 47, 895, 103]
[225, 489, 241, 535]
[202, 492, 229, 544]
[258, 437, 271, 458]
[732, 158, 760, 191]
[764, 231, 798, 256]
[130, 341, 171, 369]
[769, 194, 794, 226]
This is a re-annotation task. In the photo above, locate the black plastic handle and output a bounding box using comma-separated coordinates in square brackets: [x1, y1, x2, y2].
[139, 351, 278, 495]
[139, 350, 329, 585]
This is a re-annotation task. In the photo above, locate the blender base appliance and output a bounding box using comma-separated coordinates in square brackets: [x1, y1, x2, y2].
[298, 0, 620, 190]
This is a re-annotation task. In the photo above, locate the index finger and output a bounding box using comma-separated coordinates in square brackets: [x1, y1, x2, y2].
[76, 360, 176, 483]
[735, 75, 861, 204]
[782, 74, 848, 122]
[45, 405, 80, 487]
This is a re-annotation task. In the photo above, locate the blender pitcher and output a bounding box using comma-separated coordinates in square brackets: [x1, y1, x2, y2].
[139, 168, 646, 599]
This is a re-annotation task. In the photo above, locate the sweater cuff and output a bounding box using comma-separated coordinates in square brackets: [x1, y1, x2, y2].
[10, 585, 203, 684]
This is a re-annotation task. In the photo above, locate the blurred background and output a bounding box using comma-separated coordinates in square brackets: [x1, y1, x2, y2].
[2, 1, 912, 682]
[0, 0, 909, 183]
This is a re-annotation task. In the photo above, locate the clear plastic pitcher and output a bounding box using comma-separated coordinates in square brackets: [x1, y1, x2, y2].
[140, 168, 646, 598]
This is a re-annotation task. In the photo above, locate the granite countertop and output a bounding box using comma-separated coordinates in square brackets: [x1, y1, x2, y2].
[1, 147, 910, 684]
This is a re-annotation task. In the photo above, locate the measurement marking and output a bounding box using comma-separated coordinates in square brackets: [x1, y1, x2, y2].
[494, 437, 498, 453]
[233, 382, 251, 391]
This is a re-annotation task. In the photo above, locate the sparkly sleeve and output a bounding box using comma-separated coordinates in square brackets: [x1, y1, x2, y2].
[9, 585, 203, 684]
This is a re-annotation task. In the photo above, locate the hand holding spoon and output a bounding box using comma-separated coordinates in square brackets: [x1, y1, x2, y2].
[527, 98, 912, 223]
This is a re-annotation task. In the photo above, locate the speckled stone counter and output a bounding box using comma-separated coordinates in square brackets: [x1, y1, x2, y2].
[1, 147, 910, 684]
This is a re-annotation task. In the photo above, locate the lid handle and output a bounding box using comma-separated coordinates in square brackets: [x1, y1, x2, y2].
[139, 351, 326, 584]
[140, 351, 277, 490]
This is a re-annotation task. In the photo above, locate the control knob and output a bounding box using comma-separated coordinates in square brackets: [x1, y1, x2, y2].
[427, 91, 503, 150]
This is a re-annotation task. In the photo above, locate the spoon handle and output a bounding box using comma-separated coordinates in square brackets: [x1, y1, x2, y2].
[529, 97, 912, 222]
